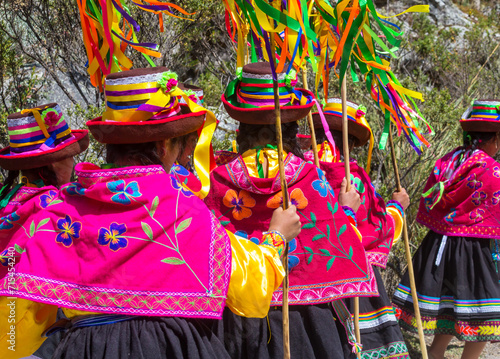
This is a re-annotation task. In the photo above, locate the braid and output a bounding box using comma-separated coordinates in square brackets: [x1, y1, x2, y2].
[463, 131, 496, 151]
[0, 170, 20, 201]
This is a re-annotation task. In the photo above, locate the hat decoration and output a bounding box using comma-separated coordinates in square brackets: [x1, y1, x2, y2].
[460, 99, 500, 132]
[222, 62, 315, 124]
[178, 84, 204, 106]
[0, 103, 89, 170]
[313, 98, 375, 173]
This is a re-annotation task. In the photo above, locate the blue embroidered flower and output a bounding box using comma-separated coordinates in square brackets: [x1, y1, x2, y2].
[234, 230, 260, 245]
[170, 164, 190, 177]
[0, 212, 20, 230]
[312, 168, 334, 197]
[56, 215, 82, 247]
[288, 238, 299, 270]
[0, 249, 11, 267]
[39, 190, 58, 208]
[445, 209, 457, 223]
[98, 223, 128, 251]
[107, 180, 142, 205]
[433, 166, 440, 176]
[64, 182, 86, 196]
[170, 177, 193, 198]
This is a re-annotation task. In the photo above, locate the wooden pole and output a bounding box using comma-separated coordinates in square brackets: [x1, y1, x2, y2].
[341, 77, 361, 359]
[270, 34, 290, 359]
[388, 127, 428, 359]
[302, 67, 320, 167]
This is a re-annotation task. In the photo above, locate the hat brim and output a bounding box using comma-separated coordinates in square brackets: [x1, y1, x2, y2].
[87, 104, 206, 144]
[0, 129, 89, 171]
[312, 113, 370, 147]
[460, 119, 500, 133]
[221, 89, 314, 124]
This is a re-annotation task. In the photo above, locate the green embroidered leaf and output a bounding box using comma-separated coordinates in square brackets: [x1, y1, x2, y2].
[220, 220, 230, 226]
[161, 257, 185, 265]
[36, 218, 50, 230]
[211, 209, 216, 216]
[361, 197, 366, 205]
[327, 202, 333, 213]
[319, 248, 330, 256]
[14, 244, 25, 254]
[29, 221, 35, 237]
[310, 212, 317, 224]
[141, 222, 153, 240]
[338, 224, 346, 237]
[175, 217, 192, 234]
[304, 246, 313, 254]
[307, 254, 314, 264]
[302, 223, 314, 229]
[333, 202, 338, 214]
[47, 200, 63, 207]
[326, 257, 336, 271]
[326, 224, 331, 238]
[150, 196, 159, 216]
[348, 246, 353, 258]
[312, 234, 325, 241]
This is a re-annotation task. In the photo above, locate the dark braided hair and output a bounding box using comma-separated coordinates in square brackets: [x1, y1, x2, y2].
[463, 131, 497, 151]
[0, 166, 59, 202]
[315, 129, 356, 157]
[106, 134, 192, 167]
[236, 122, 304, 159]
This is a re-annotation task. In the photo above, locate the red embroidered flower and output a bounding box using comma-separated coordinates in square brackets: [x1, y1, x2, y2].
[223, 189, 256, 220]
[43, 110, 62, 127]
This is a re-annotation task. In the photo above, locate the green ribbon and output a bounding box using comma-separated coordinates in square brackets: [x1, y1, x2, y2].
[421, 181, 445, 210]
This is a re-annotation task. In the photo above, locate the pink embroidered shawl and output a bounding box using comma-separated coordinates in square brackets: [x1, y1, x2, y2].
[315, 159, 395, 268]
[417, 148, 500, 238]
[0, 186, 56, 276]
[205, 152, 377, 305]
[0, 163, 231, 319]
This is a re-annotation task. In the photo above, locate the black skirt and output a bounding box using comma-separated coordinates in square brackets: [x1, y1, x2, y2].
[344, 268, 409, 359]
[220, 303, 356, 359]
[52, 316, 229, 359]
[392, 230, 500, 342]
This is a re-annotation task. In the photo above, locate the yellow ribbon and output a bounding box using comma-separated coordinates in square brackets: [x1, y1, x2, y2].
[376, 5, 429, 19]
[20, 106, 51, 139]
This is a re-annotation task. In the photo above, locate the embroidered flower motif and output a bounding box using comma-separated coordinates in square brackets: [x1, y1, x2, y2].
[433, 166, 440, 176]
[39, 190, 58, 208]
[469, 209, 485, 224]
[0, 212, 20, 230]
[41, 108, 62, 127]
[288, 238, 299, 270]
[445, 209, 457, 223]
[64, 182, 86, 196]
[223, 189, 256, 220]
[0, 249, 11, 267]
[56, 215, 82, 247]
[170, 177, 193, 197]
[107, 180, 142, 205]
[312, 168, 334, 198]
[471, 191, 487, 206]
[493, 166, 500, 178]
[98, 223, 128, 251]
[170, 164, 190, 177]
[466, 174, 483, 190]
[424, 197, 433, 212]
[267, 188, 308, 210]
[492, 191, 500, 206]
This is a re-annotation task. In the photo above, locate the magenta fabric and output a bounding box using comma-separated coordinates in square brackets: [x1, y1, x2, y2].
[170, 163, 202, 193]
[417, 148, 500, 238]
[0, 186, 56, 276]
[0, 163, 231, 319]
[316, 160, 395, 268]
[205, 152, 377, 305]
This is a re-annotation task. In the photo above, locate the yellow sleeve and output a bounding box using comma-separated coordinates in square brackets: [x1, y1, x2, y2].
[226, 230, 285, 318]
[387, 207, 404, 245]
[0, 297, 58, 359]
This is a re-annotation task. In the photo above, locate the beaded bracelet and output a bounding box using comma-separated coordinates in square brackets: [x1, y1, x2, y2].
[341, 205, 357, 227]
[262, 230, 286, 258]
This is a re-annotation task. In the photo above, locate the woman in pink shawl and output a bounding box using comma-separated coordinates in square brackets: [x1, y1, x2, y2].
[0, 68, 301, 359]
[206, 62, 377, 358]
[393, 100, 500, 359]
[307, 98, 410, 359]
